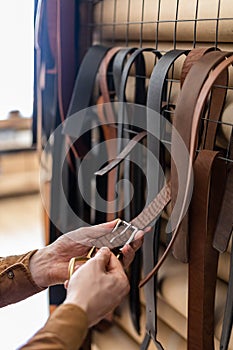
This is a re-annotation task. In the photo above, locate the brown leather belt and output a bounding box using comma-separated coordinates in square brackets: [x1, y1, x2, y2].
[97, 46, 122, 222]
[186, 56, 233, 350]
[172, 51, 233, 350]
[213, 128, 233, 252]
[188, 150, 227, 350]
[171, 49, 229, 263]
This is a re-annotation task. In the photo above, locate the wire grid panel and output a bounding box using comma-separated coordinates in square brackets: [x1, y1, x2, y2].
[81, 0, 233, 164]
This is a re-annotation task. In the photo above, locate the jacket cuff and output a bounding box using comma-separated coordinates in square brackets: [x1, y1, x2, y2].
[0, 250, 46, 307]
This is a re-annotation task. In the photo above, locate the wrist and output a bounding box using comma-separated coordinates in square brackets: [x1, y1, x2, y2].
[29, 246, 56, 288]
[64, 294, 89, 324]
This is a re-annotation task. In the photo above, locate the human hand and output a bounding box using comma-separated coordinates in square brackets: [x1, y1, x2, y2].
[64, 247, 130, 327]
[29, 220, 150, 288]
[62, 219, 150, 269]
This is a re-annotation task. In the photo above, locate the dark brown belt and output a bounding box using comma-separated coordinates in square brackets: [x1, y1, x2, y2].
[214, 130, 233, 350]
[188, 150, 227, 350]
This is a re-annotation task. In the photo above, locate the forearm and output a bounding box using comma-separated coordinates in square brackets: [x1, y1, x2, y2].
[0, 250, 45, 307]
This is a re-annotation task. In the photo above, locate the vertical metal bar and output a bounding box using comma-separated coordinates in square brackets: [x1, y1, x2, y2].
[139, 0, 145, 47]
[99, 0, 104, 43]
[112, 0, 117, 44]
[173, 0, 180, 49]
[193, 0, 200, 48]
[126, 0, 131, 46]
[155, 0, 161, 50]
[215, 0, 222, 48]
[165, 0, 180, 115]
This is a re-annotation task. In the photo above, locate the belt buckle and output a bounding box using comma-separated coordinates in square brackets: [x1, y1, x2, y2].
[68, 246, 96, 279]
[110, 219, 139, 246]
[68, 220, 139, 279]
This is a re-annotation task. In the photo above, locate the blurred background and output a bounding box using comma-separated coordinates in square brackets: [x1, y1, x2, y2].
[0, 1, 49, 349]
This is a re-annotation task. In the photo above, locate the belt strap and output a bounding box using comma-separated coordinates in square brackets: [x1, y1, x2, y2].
[171, 49, 229, 262]
[213, 128, 233, 252]
[214, 131, 233, 350]
[141, 50, 187, 350]
[220, 238, 233, 350]
[180, 47, 217, 87]
[66, 45, 109, 117]
[117, 47, 161, 150]
[97, 47, 122, 222]
[189, 53, 233, 251]
[188, 150, 227, 350]
[112, 47, 138, 98]
[115, 47, 161, 341]
[66, 45, 110, 158]
[179, 53, 233, 350]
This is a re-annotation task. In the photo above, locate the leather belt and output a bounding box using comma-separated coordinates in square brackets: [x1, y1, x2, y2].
[192, 61, 233, 348]
[66, 45, 110, 158]
[180, 47, 217, 87]
[213, 130, 233, 253]
[174, 52, 233, 350]
[213, 130, 233, 350]
[220, 224, 233, 350]
[112, 47, 138, 98]
[122, 49, 188, 350]
[114, 47, 155, 338]
[141, 49, 188, 350]
[171, 49, 229, 263]
[97, 47, 122, 222]
[116, 48, 155, 222]
[188, 150, 227, 350]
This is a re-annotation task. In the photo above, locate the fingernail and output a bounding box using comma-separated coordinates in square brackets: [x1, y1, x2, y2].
[98, 247, 110, 254]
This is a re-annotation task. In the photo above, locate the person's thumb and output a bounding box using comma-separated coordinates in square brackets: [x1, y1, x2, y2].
[94, 219, 119, 232]
[94, 247, 111, 269]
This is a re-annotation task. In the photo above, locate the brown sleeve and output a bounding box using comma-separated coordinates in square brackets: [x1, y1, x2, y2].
[0, 250, 45, 307]
[19, 304, 88, 350]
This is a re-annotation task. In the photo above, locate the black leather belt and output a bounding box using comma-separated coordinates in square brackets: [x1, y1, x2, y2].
[142, 49, 188, 350]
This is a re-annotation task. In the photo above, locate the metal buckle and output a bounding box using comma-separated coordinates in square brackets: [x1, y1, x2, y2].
[110, 219, 139, 246]
[68, 246, 96, 279]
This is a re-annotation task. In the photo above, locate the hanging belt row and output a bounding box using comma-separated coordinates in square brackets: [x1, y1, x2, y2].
[63, 46, 233, 350]
[93, 48, 233, 349]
